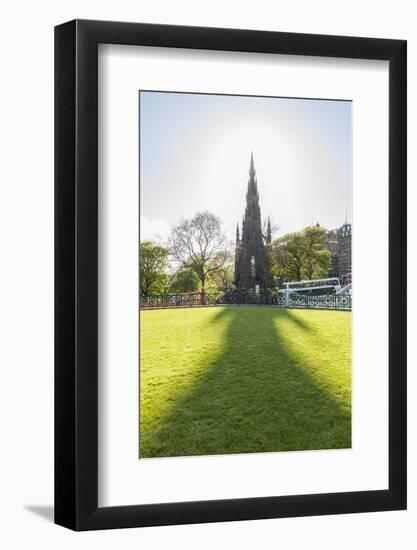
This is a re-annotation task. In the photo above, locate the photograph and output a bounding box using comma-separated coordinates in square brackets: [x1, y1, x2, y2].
[0, 1, 409, 542]
[139, 91, 352, 459]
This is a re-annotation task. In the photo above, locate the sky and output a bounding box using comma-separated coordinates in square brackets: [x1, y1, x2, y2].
[139, 91, 352, 244]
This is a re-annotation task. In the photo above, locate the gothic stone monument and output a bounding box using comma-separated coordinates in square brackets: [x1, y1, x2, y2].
[234, 153, 272, 290]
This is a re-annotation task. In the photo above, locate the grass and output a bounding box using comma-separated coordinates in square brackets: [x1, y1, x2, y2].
[140, 306, 351, 458]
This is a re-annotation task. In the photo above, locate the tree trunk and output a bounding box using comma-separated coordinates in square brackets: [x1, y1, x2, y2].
[201, 275, 206, 305]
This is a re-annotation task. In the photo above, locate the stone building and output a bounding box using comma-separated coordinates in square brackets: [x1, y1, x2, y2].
[325, 222, 352, 280]
[234, 154, 272, 289]
[337, 223, 352, 279]
[324, 229, 339, 278]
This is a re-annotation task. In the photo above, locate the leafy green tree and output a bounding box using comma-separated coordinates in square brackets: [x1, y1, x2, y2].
[272, 232, 305, 281]
[139, 241, 169, 297]
[169, 268, 200, 293]
[302, 226, 332, 280]
[271, 226, 331, 282]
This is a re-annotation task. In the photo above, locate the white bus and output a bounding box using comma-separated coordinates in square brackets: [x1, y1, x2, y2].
[280, 277, 342, 295]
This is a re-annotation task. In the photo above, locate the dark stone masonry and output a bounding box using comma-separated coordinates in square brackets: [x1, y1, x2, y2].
[234, 153, 272, 290]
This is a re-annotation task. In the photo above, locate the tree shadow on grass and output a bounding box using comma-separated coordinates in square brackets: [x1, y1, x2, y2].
[140, 306, 351, 458]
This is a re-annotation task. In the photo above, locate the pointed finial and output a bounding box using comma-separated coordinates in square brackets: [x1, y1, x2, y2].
[249, 151, 255, 178]
[236, 222, 240, 241]
[266, 216, 272, 244]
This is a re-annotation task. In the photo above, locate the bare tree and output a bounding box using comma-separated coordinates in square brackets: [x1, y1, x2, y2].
[207, 248, 235, 290]
[169, 211, 228, 293]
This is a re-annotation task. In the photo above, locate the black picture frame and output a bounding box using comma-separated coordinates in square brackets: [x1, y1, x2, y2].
[55, 19, 407, 531]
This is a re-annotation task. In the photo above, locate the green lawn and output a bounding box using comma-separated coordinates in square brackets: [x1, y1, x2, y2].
[140, 306, 351, 458]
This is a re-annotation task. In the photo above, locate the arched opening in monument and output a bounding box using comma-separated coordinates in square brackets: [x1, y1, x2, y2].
[251, 256, 256, 278]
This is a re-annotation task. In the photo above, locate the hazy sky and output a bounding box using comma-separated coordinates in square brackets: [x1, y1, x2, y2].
[140, 91, 352, 244]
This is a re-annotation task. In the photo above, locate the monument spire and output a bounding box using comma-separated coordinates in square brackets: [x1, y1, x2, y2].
[234, 153, 272, 289]
[249, 151, 255, 176]
[266, 217, 272, 244]
[233, 222, 241, 286]
[248, 151, 258, 195]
